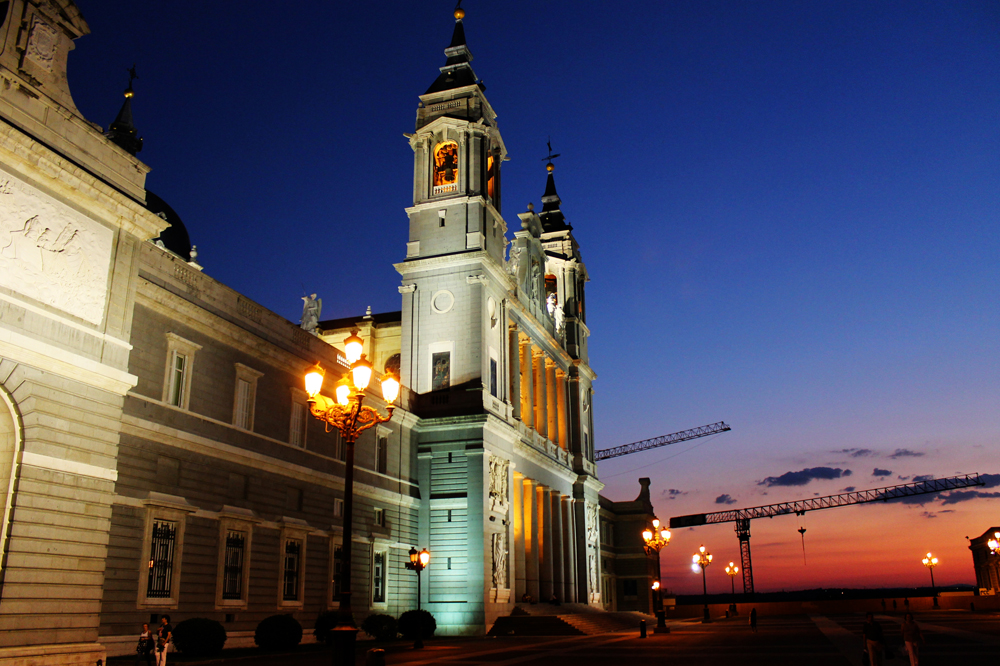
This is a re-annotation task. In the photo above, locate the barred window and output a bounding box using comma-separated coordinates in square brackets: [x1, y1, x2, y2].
[147, 520, 176, 598]
[283, 539, 302, 601]
[372, 550, 386, 603]
[332, 545, 343, 600]
[290, 400, 306, 448]
[222, 530, 246, 600]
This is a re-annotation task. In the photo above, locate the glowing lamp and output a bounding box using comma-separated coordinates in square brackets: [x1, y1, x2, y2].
[642, 529, 653, 542]
[335, 379, 351, 405]
[419, 548, 430, 567]
[344, 328, 363, 364]
[651, 581, 660, 591]
[691, 563, 701, 573]
[380, 370, 400, 404]
[692, 554, 700, 563]
[661, 528, 671, 541]
[304, 363, 325, 397]
[351, 354, 373, 390]
[652, 519, 660, 529]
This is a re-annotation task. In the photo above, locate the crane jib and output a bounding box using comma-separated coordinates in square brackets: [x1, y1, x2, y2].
[594, 421, 731, 461]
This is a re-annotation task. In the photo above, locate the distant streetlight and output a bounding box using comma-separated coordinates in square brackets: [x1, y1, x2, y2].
[303, 336, 400, 666]
[921, 552, 939, 608]
[988, 532, 1000, 556]
[406, 547, 430, 648]
[641, 519, 671, 633]
[692, 545, 713, 623]
[724, 561, 739, 615]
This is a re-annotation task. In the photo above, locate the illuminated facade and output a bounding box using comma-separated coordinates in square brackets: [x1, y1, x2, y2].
[0, 3, 638, 662]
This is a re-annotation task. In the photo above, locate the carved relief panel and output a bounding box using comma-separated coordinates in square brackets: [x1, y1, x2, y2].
[488, 455, 509, 513]
[0, 170, 113, 325]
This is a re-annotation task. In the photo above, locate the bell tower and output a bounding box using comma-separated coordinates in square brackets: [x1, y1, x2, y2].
[397, 4, 510, 408]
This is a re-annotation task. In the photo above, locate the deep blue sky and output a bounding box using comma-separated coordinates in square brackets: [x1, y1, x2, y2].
[70, 1, 999, 592]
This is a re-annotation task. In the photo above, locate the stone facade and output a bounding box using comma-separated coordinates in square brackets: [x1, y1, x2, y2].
[0, 2, 163, 663]
[0, 3, 662, 662]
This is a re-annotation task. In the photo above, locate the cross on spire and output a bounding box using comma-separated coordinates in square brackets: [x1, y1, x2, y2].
[542, 138, 561, 166]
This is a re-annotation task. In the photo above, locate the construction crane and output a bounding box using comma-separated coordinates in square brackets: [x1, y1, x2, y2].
[669, 473, 985, 596]
[595, 421, 731, 461]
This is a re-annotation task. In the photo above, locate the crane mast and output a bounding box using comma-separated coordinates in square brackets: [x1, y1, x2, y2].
[670, 473, 985, 595]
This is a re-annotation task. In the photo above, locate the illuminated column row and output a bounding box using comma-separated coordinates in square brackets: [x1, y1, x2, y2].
[511, 474, 577, 603]
[515, 332, 569, 451]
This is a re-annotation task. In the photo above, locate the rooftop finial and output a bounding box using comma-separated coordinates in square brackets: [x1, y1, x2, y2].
[542, 138, 561, 173]
[454, 0, 465, 20]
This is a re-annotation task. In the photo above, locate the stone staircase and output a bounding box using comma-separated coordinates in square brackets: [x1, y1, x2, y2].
[487, 603, 656, 636]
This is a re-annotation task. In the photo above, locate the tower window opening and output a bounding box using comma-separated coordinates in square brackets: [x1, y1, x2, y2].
[433, 141, 459, 195]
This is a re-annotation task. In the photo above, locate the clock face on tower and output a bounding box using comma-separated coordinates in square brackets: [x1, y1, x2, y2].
[433, 141, 459, 189]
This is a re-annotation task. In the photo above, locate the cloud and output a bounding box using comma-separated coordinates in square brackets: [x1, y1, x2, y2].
[758, 467, 852, 487]
[897, 475, 910, 481]
[889, 448, 925, 459]
[842, 486, 856, 492]
[662, 488, 687, 500]
[873, 468, 892, 477]
[921, 510, 954, 519]
[940, 491, 1000, 505]
[912, 475, 935, 482]
[980, 473, 1000, 488]
[714, 494, 737, 505]
[838, 448, 876, 458]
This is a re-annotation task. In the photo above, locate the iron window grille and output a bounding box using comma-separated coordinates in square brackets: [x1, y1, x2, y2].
[147, 520, 176, 598]
[372, 551, 386, 603]
[283, 540, 301, 601]
[222, 530, 246, 600]
[332, 545, 343, 600]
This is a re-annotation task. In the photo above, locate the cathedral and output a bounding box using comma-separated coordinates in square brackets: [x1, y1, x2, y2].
[0, 2, 655, 663]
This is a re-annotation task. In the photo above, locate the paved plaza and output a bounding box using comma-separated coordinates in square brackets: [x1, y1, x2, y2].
[110, 610, 999, 666]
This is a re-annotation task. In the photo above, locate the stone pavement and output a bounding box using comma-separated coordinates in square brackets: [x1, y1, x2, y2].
[110, 610, 999, 666]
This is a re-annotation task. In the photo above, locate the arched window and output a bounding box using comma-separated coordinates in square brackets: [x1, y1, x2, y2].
[433, 141, 459, 195]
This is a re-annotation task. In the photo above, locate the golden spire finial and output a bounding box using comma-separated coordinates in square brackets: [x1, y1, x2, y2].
[454, 0, 465, 20]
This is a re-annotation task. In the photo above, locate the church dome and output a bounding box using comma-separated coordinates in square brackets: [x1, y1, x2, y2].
[146, 190, 192, 262]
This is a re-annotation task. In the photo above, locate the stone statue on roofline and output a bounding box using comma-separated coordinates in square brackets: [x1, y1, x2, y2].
[300, 293, 321, 335]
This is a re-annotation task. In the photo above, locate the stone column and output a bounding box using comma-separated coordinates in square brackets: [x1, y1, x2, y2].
[509, 323, 521, 420]
[533, 350, 547, 439]
[555, 370, 568, 450]
[560, 497, 573, 602]
[546, 359, 558, 445]
[523, 478, 539, 599]
[539, 484, 554, 599]
[565, 498, 578, 603]
[513, 472, 526, 599]
[519, 336, 534, 429]
[550, 491, 565, 602]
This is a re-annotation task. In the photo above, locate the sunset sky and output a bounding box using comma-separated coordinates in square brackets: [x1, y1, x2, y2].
[70, 1, 999, 595]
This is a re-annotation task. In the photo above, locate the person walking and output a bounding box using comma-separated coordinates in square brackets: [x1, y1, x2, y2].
[155, 615, 172, 666]
[749, 608, 757, 633]
[862, 612, 885, 666]
[901, 613, 923, 666]
[135, 622, 154, 666]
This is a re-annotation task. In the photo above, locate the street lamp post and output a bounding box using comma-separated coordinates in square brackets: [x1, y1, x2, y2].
[641, 519, 671, 633]
[692, 545, 713, 623]
[405, 547, 430, 648]
[304, 330, 400, 666]
[921, 552, 939, 608]
[724, 562, 739, 616]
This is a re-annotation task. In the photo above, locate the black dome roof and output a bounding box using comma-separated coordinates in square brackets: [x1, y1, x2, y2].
[146, 190, 192, 262]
